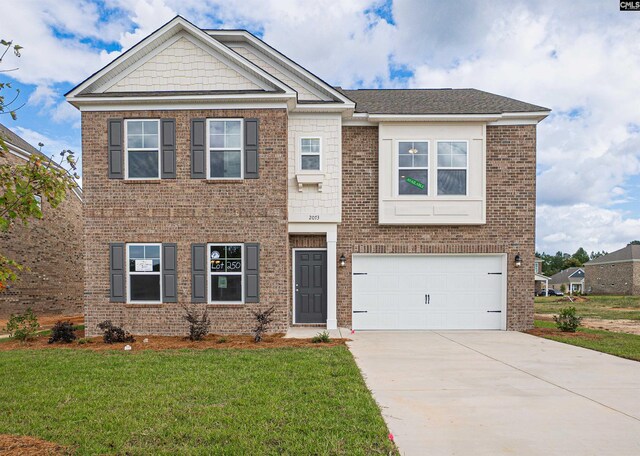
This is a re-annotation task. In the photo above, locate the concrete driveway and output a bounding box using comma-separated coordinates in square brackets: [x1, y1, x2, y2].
[347, 331, 640, 455]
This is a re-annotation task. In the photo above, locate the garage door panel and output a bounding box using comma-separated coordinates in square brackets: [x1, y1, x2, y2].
[352, 255, 505, 330]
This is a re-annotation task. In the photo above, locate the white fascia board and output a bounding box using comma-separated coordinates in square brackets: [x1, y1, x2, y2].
[210, 30, 354, 105]
[352, 111, 550, 124]
[66, 17, 296, 101]
[293, 103, 355, 114]
[68, 92, 296, 110]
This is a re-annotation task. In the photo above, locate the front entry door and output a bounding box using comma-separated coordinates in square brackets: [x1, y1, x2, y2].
[295, 250, 327, 323]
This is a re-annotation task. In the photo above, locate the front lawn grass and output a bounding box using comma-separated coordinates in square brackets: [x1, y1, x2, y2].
[0, 346, 396, 455]
[533, 320, 640, 361]
[534, 295, 640, 320]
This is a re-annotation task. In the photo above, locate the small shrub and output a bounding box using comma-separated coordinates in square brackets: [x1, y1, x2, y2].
[560, 284, 567, 294]
[311, 331, 331, 344]
[77, 337, 92, 345]
[554, 307, 582, 332]
[182, 305, 211, 341]
[97, 320, 135, 344]
[48, 320, 77, 344]
[5, 308, 40, 341]
[217, 337, 228, 344]
[251, 306, 275, 343]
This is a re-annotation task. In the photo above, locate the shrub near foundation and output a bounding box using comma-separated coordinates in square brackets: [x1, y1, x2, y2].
[5, 308, 39, 341]
[554, 307, 582, 332]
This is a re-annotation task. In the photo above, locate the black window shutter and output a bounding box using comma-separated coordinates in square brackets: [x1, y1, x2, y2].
[108, 119, 124, 179]
[109, 243, 125, 302]
[191, 243, 207, 302]
[161, 119, 176, 179]
[244, 243, 260, 303]
[191, 119, 206, 178]
[162, 243, 177, 302]
[244, 118, 259, 179]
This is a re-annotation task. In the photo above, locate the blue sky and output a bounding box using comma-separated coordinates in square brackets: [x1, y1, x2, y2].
[2, 0, 640, 255]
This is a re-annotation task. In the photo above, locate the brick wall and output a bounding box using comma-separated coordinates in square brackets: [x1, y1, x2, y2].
[337, 125, 537, 330]
[82, 108, 288, 336]
[584, 262, 639, 295]
[0, 152, 84, 317]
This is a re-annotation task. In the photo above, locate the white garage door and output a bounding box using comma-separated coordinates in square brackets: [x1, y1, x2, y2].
[352, 255, 506, 330]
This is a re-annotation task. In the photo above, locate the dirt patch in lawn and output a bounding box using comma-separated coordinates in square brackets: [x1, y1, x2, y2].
[0, 315, 83, 335]
[535, 313, 640, 335]
[553, 296, 590, 303]
[581, 318, 640, 336]
[0, 434, 68, 455]
[526, 327, 602, 340]
[0, 331, 347, 352]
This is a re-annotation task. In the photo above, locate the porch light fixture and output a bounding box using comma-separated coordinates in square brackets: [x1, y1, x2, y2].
[515, 253, 522, 268]
[339, 254, 347, 268]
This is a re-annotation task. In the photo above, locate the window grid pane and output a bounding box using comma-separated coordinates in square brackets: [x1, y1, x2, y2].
[128, 244, 161, 302]
[398, 141, 428, 195]
[210, 244, 243, 303]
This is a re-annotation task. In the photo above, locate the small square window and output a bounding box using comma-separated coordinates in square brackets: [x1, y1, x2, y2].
[300, 137, 321, 171]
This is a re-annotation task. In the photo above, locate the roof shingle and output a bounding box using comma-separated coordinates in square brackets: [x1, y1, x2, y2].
[338, 88, 550, 115]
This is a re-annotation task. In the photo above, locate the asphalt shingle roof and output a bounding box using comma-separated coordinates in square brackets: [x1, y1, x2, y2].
[338, 88, 550, 115]
[586, 244, 640, 265]
[549, 267, 584, 285]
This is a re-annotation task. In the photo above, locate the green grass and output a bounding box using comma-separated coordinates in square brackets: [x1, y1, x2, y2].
[0, 347, 396, 455]
[533, 320, 640, 361]
[534, 295, 640, 320]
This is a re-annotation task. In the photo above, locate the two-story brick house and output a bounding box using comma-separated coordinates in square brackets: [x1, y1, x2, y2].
[66, 17, 549, 336]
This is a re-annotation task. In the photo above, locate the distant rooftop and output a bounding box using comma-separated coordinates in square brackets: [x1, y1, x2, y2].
[586, 244, 640, 265]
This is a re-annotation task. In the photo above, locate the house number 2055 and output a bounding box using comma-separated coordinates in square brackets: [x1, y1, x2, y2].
[308, 215, 320, 220]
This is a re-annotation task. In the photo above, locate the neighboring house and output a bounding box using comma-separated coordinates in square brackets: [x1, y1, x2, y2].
[549, 267, 585, 294]
[65, 17, 549, 336]
[534, 257, 549, 294]
[584, 244, 640, 295]
[0, 123, 84, 317]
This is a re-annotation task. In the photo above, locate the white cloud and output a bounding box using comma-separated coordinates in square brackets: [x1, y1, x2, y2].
[537, 204, 640, 254]
[3, 0, 640, 254]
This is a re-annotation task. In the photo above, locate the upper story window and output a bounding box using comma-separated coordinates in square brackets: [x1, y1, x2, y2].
[398, 141, 428, 195]
[125, 120, 160, 179]
[208, 119, 243, 179]
[127, 243, 161, 303]
[300, 137, 321, 171]
[534, 262, 540, 274]
[209, 243, 243, 304]
[437, 141, 467, 196]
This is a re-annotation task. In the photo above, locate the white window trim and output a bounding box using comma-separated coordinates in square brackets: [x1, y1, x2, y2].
[395, 139, 429, 197]
[124, 119, 161, 180]
[206, 118, 244, 180]
[126, 243, 162, 304]
[298, 136, 323, 172]
[208, 243, 245, 305]
[436, 140, 469, 197]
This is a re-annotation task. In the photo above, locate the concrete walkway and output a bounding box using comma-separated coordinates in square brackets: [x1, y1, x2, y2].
[347, 331, 640, 455]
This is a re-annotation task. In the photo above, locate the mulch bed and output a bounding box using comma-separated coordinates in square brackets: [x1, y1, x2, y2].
[0, 434, 68, 456]
[526, 327, 601, 340]
[0, 331, 347, 352]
